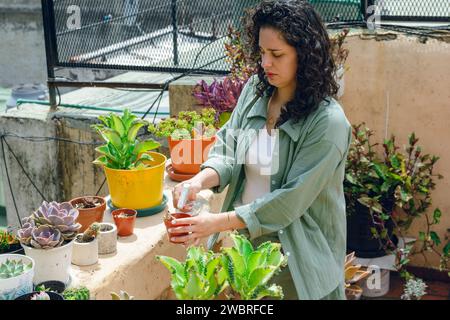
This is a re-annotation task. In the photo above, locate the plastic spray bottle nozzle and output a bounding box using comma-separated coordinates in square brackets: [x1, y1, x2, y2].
[177, 183, 191, 210]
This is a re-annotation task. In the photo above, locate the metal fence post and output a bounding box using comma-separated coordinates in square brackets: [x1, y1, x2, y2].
[41, 0, 58, 111]
[172, 0, 179, 66]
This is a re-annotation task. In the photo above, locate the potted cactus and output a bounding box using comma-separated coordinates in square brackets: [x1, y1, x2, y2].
[69, 196, 106, 233]
[63, 286, 90, 300]
[156, 246, 228, 300]
[92, 109, 166, 210]
[72, 222, 100, 266]
[17, 201, 81, 285]
[148, 108, 217, 181]
[0, 254, 35, 300]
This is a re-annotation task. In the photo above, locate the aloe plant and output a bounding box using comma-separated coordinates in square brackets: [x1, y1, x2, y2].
[220, 233, 288, 300]
[156, 246, 228, 300]
[0, 259, 33, 279]
[92, 109, 160, 170]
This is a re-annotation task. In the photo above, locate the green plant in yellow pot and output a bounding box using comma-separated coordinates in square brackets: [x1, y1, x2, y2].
[91, 109, 166, 210]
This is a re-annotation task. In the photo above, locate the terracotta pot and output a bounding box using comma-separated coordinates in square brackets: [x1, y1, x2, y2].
[163, 212, 192, 244]
[168, 136, 216, 175]
[112, 209, 137, 237]
[70, 196, 106, 233]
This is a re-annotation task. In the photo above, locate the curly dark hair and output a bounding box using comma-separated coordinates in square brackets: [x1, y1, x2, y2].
[243, 0, 339, 126]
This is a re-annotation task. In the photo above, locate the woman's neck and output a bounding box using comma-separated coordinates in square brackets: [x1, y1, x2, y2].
[273, 83, 296, 105]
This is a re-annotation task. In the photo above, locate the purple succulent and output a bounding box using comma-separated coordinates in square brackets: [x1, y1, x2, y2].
[17, 217, 35, 246]
[32, 201, 81, 241]
[30, 225, 63, 249]
[193, 76, 248, 119]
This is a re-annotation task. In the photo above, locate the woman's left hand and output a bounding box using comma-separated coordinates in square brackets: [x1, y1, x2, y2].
[168, 212, 220, 246]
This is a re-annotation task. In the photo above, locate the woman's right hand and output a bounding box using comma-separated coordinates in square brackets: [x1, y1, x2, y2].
[172, 179, 202, 212]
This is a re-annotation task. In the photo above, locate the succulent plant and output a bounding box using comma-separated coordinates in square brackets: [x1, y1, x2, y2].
[92, 109, 160, 170]
[30, 225, 63, 249]
[63, 286, 90, 300]
[17, 217, 35, 246]
[401, 277, 428, 300]
[31, 292, 51, 300]
[344, 252, 371, 300]
[32, 201, 81, 242]
[0, 259, 33, 279]
[148, 108, 217, 140]
[0, 228, 19, 252]
[156, 246, 228, 300]
[77, 223, 100, 243]
[110, 290, 134, 300]
[220, 233, 288, 300]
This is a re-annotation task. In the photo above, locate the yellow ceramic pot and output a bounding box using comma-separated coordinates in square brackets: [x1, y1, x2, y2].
[103, 152, 166, 210]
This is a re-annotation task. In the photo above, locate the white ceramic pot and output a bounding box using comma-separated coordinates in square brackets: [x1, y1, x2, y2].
[72, 237, 98, 266]
[98, 222, 117, 255]
[361, 268, 390, 297]
[22, 240, 73, 285]
[0, 254, 35, 300]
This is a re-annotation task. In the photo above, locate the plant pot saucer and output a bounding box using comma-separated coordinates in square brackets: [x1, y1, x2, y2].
[106, 194, 168, 218]
[166, 163, 196, 182]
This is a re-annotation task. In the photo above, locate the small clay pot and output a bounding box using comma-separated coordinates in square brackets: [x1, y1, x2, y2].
[112, 209, 137, 237]
[70, 196, 106, 233]
[163, 212, 192, 244]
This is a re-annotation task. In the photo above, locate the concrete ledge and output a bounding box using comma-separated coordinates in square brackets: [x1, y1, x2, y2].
[69, 170, 227, 300]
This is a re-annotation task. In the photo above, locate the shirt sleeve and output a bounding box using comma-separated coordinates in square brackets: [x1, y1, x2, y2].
[200, 76, 255, 193]
[234, 138, 344, 240]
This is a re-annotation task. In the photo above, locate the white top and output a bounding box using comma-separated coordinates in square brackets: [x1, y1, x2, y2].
[239, 125, 277, 206]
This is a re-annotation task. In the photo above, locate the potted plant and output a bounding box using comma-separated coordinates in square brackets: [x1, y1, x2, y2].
[92, 109, 166, 210]
[72, 222, 100, 266]
[148, 108, 217, 181]
[97, 222, 117, 255]
[0, 227, 23, 254]
[0, 254, 34, 300]
[193, 26, 255, 127]
[345, 124, 446, 258]
[329, 28, 350, 98]
[35, 280, 66, 293]
[156, 233, 287, 300]
[63, 286, 90, 300]
[15, 290, 64, 300]
[17, 201, 81, 285]
[344, 252, 371, 300]
[111, 209, 137, 237]
[69, 196, 106, 233]
[156, 246, 228, 300]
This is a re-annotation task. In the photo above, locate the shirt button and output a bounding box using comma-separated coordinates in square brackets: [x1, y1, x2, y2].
[286, 252, 291, 257]
[278, 230, 284, 235]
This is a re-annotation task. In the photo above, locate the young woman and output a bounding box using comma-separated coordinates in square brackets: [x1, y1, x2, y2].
[170, 0, 351, 300]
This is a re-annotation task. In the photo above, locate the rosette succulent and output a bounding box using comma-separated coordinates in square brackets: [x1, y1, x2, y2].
[30, 225, 63, 249]
[32, 201, 81, 241]
[17, 201, 81, 249]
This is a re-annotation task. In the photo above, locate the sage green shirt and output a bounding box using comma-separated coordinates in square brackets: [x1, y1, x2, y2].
[201, 75, 352, 300]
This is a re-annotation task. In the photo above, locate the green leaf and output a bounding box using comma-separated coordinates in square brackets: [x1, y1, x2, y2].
[248, 266, 276, 289]
[156, 256, 186, 286]
[432, 208, 442, 224]
[223, 247, 245, 276]
[92, 156, 108, 167]
[100, 128, 122, 150]
[127, 121, 145, 143]
[185, 271, 203, 299]
[419, 232, 426, 242]
[251, 284, 283, 300]
[443, 242, 450, 256]
[430, 232, 441, 246]
[134, 140, 160, 155]
[247, 251, 263, 272]
[111, 114, 126, 137]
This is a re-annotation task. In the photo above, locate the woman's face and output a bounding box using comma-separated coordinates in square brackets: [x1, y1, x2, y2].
[259, 26, 298, 90]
